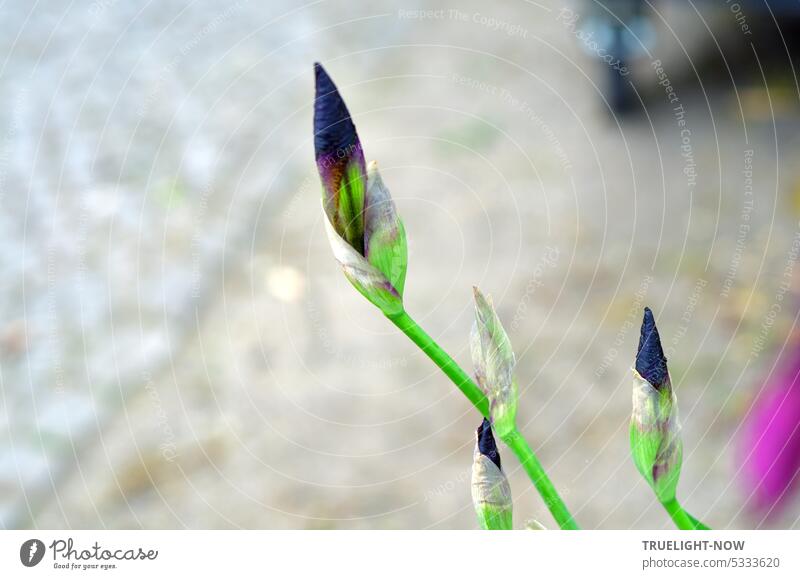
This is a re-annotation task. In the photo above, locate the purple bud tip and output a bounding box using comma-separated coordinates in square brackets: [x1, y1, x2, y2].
[313, 62, 359, 161]
[636, 307, 669, 389]
[477, 418, 502, 470]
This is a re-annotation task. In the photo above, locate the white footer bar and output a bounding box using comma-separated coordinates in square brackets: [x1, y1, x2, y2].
[1, 530, 798, 578]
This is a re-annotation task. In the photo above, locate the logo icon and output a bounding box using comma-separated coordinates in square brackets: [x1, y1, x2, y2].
[20, 539, 45, 567]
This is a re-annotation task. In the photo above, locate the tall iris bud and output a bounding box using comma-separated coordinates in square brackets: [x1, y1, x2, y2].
[314, 63, 407, 316]
[630, 307, 683, 503]
[471, 287, 518, 440]
[472, 419, 513, 530]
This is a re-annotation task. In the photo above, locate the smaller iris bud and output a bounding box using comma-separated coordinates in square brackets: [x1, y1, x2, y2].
[630, 307, 683, 504]
[472, 419, 513, 530]
[471, 287, 518, 440]
[314, 63, 407, 316]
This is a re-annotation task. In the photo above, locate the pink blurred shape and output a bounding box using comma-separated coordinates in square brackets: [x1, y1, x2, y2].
[740, 350, 800, 517]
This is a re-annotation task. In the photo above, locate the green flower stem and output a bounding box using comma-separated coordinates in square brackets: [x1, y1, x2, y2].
[685, 510, 711, 530]
[387, 310, 489, 416]
[504, 429, 579, 530]
[662, 499, 709, 530]
[386, 309, 579, 530]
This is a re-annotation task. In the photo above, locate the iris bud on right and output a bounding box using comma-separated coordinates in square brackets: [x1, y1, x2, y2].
[630, 307, 683, 504]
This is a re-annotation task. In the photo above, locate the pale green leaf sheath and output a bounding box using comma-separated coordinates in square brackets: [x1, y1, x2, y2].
[364, 161, 407, 298]
[322, 162, 406, 316]
[472, 419, 513, 530]
[630, 369, 682, 503]
[470, 287, 518, 440]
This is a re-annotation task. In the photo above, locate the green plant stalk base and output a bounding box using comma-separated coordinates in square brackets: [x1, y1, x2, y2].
[662, 499, 710, 530]
[504, 430, 579, 530]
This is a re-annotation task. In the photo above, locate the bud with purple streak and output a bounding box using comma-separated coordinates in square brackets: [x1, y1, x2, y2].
[314, 63, 407, 316]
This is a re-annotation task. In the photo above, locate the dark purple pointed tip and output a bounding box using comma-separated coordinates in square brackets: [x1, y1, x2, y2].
[313, 63, 359, 161]
[477, 418, 502, 470]
[636, 307, 669, 389]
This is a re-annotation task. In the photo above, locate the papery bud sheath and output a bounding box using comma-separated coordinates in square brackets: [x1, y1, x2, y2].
[472, 419, 513, 530]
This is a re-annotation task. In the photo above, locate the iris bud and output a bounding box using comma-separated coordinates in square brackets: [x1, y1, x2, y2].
[472, 419, 513, 530]
[471, 287, 518, 440]
[314, 63, 407, 316]
[630, 307, 683, 503]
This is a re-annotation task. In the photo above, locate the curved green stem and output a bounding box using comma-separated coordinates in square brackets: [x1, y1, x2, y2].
[387, 310, 489, 416]
[504, 430, 579, 529]
[684, 509, 711, 530]
[386, 309, 579, 529]
[662, 499, 709, 530]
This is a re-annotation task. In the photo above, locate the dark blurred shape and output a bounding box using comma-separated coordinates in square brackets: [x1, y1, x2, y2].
[573, 0, 800, 114]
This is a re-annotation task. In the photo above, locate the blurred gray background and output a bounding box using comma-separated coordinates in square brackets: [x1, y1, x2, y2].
[2, 0, 800, 529]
